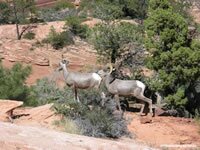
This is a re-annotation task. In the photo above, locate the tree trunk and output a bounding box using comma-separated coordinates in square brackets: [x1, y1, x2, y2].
[13, 0, 20, 40]
[111, 49, 117, 63]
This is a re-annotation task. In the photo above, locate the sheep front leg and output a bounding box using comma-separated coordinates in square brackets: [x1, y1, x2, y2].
[100, 92, 106, 107]
[74, 86, 80, 103]
[114, 94, 122, 112]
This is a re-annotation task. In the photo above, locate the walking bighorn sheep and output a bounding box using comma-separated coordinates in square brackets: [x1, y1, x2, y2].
[58, 59, 102, 102]
[98, 64, 153, 116]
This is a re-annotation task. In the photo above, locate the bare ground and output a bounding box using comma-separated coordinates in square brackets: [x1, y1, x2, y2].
[1, 104, 199, 149]
[0, 121, 153, 150]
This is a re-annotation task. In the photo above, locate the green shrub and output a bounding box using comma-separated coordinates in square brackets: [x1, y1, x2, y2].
[79, 0, 148, 20]
[23, 32, 35, 40]
[89, 22, 144, 63]
[54, 89, 130, 138]
[44, 26, 74, 49]
[38, 6, 77, 22]
[0, 63, 32, 104]
[66, 16, 89, 39]
[0, 2, 10, 24]
[32, 78, 129, 138]
[53, 0, 75, 11]
[75, 103, 129, 138]
[54, 118, 81, 134]
[30, 78, 67, 106]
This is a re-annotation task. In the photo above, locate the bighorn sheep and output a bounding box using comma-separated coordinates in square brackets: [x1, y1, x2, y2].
[98, 64, 153, 116]
[58, 59, 102, 102]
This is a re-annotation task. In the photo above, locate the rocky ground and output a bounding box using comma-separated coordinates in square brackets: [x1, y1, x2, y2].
[0, 21, 97, 85]
[0, 101, 199, 150]
[0, 121, 154, 150]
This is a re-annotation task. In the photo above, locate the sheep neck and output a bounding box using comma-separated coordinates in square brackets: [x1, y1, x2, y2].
[63, 65, 69, 79]
[105, 74, 115, 88]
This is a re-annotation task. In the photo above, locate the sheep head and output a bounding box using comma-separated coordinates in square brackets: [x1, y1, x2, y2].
[57, 59, 69, 71]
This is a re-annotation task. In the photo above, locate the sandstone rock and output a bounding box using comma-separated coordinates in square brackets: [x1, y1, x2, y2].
[0, 122, 154, 150]
[0, 100, 23, 122]
[33, 56, 49, 66]
[18, 104, 54, 121]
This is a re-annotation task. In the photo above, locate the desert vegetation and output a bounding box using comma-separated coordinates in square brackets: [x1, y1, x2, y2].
[30, 78, 129, 138]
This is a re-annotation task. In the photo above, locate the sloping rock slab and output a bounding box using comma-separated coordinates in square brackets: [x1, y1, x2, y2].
[17, 104, 54, 121]
[0, 100, 23, 114]
[0, 100, 23, 121]
[0, 122, 155, 150]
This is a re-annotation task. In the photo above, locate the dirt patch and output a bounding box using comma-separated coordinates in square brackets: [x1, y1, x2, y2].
[127, 113, 200, 148]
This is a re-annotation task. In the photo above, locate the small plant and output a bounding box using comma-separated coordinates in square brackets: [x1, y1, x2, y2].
[44, 26, 74, 50]
[23, 32, 35, 40]
[33, 40, 44, 48]
[53, 0, 75, 11]
[54, 118, 81, 134]
[66, 16, 89, 39]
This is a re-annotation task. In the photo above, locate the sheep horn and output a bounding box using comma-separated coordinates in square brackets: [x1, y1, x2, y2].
[108, 63, 113, 74]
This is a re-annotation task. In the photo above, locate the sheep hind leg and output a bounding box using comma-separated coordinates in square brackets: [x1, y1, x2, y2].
[136, 95, 153, 117]
[139, 103, 145, 116]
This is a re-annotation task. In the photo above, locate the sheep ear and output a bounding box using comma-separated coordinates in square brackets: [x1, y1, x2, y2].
[65, 60, 69, 64]
[62, 60, 66, 64]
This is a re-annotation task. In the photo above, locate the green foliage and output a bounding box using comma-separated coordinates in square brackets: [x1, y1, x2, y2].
[38, 7, 77, 22]
[79, 0, 122, 20]
[0, 0, 36, 24]
[145, 9, 188, 52]
[66, 16, 89, 39]
[79, 0, 148, 20]
[169, 0, 192, 22]
[44, 26, 74, 50]
[54, 92, 129, 138]
[0, 63, 32, 104]
[54, 118, 81, 134]
[32, 78, 129, 138]
[77, 106, 128, 138]
[23, 32, 35, 40]
[186, 79, 200, 116]
[30, 78, 65, 106]
[120, 0, 148, 19]
[0, 2, 10, 24]
[149, 0, 192, 22]
[89, 22, 143, 63]
[53, 0, 75, 11]
[10, 0, 36, 24]
[144, 0, 200, 116]
[149, 0, 171, 11]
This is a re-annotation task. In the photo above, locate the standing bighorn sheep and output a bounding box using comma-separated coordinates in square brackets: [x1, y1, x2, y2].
[98, 64, 153, 116]
[58, 59, 102, 102]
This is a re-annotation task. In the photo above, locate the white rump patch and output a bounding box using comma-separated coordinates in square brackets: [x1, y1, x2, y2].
[92, 73, 102, 81]
[136, 80, 145, 90]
